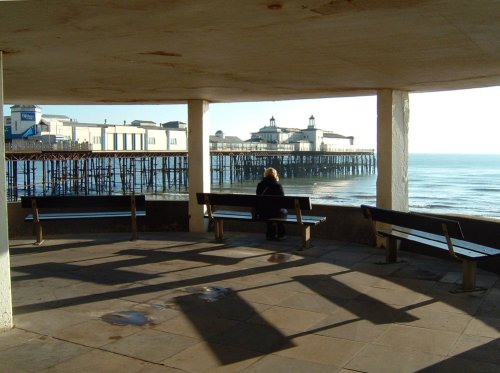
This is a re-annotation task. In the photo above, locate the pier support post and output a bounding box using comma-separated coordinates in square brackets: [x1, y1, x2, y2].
[0, 51, 13, 331]
[376, 90, 410, 247]
[188, 100, 210, 233]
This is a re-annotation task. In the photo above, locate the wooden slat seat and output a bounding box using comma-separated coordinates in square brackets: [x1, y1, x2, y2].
[197, 193, 326, 249]
[21, 195, 146, 245]
[24, 211, 147, 221]
[208, 211, 326, 226]
[361, 204, 500, 292]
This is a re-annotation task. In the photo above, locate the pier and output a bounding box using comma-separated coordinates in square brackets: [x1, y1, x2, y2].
[5, 147, 375, 201]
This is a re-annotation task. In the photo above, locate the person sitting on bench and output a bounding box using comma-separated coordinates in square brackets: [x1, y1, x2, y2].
[256, 167, 288, 241]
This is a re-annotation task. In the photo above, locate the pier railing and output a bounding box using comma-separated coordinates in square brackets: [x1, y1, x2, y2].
[209, 142, 373, 153]
[209, 142, 295, 151]
[6, 140, 373, 154]
[6, 141, 93, 152]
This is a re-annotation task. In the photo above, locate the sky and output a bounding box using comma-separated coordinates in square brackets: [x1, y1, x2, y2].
[3, 86, 500, 154]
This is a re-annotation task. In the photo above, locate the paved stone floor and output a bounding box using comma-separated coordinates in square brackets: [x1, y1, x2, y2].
[1, 232, 499, 373]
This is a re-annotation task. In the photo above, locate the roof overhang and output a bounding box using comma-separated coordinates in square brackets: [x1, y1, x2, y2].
[1, 1, 499, 105]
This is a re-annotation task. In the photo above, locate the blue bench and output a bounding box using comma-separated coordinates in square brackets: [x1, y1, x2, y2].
[361, 204, 500, 292]
[197, 193, 326, 249]
[22, 195, 146, 245]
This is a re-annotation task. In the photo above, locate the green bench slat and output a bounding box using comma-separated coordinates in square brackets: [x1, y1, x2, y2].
[21, 195, 146, 210]
[379, 228, 487, 260]
[25, 211, 147, 222]
[361, 204, 500, 261]
[397, 227, 500, 257]
[361, 204, 464, 237]
[196, 193, 312, 210]
[211, 211, 252, 219]
[269, 216, 326, 225]
[209, 211, 325, 226]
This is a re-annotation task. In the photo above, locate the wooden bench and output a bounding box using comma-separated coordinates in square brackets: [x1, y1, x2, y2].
[361, 204, 500, 292]
[21, 195, 146, 245]
[196, 193, 326, 249]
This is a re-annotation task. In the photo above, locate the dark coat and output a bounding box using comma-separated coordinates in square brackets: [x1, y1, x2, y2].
[256, 176, 286, 219]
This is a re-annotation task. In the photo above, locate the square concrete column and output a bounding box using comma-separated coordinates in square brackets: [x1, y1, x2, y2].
[376, 89, 409, 211]
[188, 100, 210, 232]
[0, 51, 13, 331]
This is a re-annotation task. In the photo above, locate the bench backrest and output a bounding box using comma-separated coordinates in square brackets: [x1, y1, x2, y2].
[21, 195, 146, 210]
[196, 193, 312, 210]
[360, 204, 464, 239]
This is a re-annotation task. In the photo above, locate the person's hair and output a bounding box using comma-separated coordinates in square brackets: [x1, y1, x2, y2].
[264, 167, 279, 181]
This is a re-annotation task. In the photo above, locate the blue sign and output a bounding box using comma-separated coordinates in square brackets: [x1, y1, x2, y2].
[21, 112, 35, 121]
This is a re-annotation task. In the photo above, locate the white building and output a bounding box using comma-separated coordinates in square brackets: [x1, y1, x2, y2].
[5, 105, 43, 140]
[209, 130, 243, 150]
[4, 105, 187, 151]
[5, 106, 353, 153]
[250, 115, 354, 151]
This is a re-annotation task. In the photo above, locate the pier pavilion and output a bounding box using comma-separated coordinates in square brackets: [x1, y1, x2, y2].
[1, 2, 500, 370]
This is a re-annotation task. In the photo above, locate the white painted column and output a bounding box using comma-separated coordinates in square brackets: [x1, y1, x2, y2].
[188, 100, 210, 232]
[376, 89, 409, 211]
[0, 51, 13, 331]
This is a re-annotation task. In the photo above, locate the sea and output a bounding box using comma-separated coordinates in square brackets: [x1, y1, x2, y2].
[205, 153, 500, 220]
[11, 153, 500, 220]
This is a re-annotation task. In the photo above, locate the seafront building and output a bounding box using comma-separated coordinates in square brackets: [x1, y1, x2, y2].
[4, 104, 187, 151]
[250, 115, 353, 151]
[4, 105, 358, 152]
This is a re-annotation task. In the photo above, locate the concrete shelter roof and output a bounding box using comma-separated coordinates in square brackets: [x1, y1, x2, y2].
[1, 1, 499, 104]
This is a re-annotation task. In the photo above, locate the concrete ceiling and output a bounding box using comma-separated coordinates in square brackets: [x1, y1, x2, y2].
[1, 0, 499, 105]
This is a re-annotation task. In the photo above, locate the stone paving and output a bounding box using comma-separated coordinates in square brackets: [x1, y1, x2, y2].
[1, 232, 499, 372]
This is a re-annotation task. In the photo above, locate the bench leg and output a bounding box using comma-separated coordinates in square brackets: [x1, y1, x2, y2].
[214, 219, 224, 240]
[131, 216, 137, 241]
[449, 260, 486, 293]
[385, 237, 399, 263]
[301, 226, 311, 250]
[462, 260, 477, 292]
[34, 223, 44, 246]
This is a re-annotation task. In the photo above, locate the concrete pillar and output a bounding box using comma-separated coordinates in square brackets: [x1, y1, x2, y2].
[188, 100, 210, 232]
[376, 89, 409, 211]
[0, 51, 13, 331]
